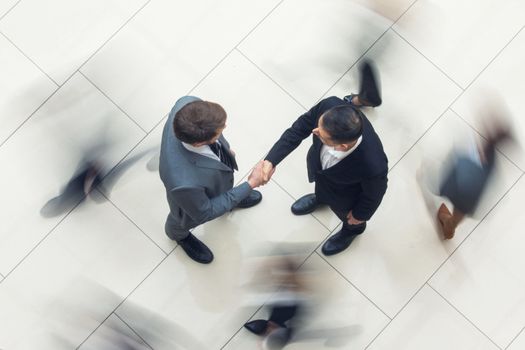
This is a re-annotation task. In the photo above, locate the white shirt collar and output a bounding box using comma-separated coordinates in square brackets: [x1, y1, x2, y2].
[326, 135, 362, 159]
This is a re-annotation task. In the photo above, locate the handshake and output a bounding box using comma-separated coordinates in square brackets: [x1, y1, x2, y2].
[247, 160, 275, 188]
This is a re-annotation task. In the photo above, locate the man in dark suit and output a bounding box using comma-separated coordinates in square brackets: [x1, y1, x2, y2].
[160, 96, 266, 264]
[262, 87, 388, 256]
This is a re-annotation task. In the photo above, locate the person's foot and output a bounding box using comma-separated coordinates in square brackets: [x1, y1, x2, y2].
[237, 190, 262, 209]
[244, 319, 269, 335]
[321, 227, 363, 256]
[177, 233, 214, 264]
[344, 93, 378, 107]
[291, 193, 319, 215]
[437, 203, 455, 239]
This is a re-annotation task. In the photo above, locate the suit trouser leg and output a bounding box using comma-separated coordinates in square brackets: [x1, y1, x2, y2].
[165, 214, 191, 241]
[329, 206, 366, 235]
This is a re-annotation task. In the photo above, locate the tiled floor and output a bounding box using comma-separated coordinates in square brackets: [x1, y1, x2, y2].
[1, 1, 524, 349]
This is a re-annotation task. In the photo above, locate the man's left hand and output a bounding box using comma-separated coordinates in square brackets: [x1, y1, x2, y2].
[347, 211, 365, 225]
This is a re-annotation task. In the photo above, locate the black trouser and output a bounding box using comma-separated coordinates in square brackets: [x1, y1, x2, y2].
[330, 206, 367, 235]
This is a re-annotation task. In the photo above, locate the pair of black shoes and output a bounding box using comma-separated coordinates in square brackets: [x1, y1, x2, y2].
[177, 190, 262, 264]
[291, 193, 366, 256]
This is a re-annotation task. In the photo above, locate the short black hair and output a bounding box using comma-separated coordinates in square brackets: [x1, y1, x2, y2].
[173, 100, 226, 144]
[321, 105, 363, 143]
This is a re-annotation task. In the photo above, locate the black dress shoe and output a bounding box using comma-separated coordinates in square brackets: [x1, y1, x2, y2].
[177, 233, 214, 264]
[291, 193, 319, 215]
[237, 190, 262, 209]
[244, 319, 268, 335]
[322, 229, 361, 256]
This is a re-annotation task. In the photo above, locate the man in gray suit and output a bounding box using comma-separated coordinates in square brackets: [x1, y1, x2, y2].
[160, 96, 266, 264]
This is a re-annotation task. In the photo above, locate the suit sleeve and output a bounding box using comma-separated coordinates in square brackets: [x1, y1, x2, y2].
[351, 173, 388, 221]
[170, 182, 252, 225]
[265, 101, 325, 166]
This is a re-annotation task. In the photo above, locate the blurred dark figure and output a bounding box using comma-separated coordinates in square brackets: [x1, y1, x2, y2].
[344, 59, 382, 108]
[437, 120, 513, 239]
[40, 140, 155, 218]
[243, 255, 308, 349]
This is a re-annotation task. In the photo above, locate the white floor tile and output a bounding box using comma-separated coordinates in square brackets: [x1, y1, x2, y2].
[0, 33, 57, 144]
[452, 28, 525, 170]
[116, 181, 329, 349]
[429, 175, 525, 348]
[367, 285, 498, 350]
[0, 0, 148, 84]
[508, 329, 525, 350]
[318, 110, 521, 318]
[0, 73, 144, 275]
[394, 0, 525, 88]
[326, 29, 462, 168]
[81, 0, 281, 131]
[0, 200, 164, 349]
[224, 253, 389, 350]
[79, 313, 151, 350]
[0, 0, 17, 18]
[239, 0, 413, 107]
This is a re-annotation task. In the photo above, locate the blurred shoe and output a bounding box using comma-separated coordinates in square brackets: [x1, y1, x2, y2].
[291, 193, 319, 215]
[237, 190, 262, 208]
[244, 319, 269, 335]
[177, 233, 214, 264]
[437, 203, 455, 239]
[355, 59, 382, 107]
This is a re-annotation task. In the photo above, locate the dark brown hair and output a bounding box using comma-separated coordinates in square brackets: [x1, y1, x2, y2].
[173, 101, 227, 144]
[321, 105, 363, 143]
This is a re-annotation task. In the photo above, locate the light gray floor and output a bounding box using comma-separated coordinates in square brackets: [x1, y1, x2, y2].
[1, 0, 524, 349]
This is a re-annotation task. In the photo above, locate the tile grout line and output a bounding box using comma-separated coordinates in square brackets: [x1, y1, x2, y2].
[219, 242, 328, 349]
[315, 251, 392, 321]
[427, 283, 503, 349]
[187, 0, 286, 96]
[506, 325, 525, 350]
[269, 176, 339, 234]
[391, 27, 464, 91]
[75, 251, 173, 349]
[0, 48, 91, 149]
[455, 23, 525, 93]
[1, 0, 154, 149]
[0, 131, 150, 283]
[385, 18, 525, 179]
[317, 0, 420, 103]
[94, 188, 170, 256]
[368, 172, 525, 348]
[0, 0, 22, 21]
[0, 82, 58, 149]
[113, 312, 155, 350]
[74, 0, 154, 81]
[236, 48, 308, 111]
[79, 71, 148, 134]
[424, 173, 525, 283]
[0, 31, 59, 86]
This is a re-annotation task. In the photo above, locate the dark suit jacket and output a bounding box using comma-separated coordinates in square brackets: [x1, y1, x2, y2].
[159, 96, 252, 233]
[265, 96, 388, 221]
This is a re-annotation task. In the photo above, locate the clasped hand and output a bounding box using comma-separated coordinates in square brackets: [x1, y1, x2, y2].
[248, 160, 275, 188]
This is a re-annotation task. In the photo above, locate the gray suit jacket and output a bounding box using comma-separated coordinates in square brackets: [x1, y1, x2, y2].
[159, 96, 252, 236]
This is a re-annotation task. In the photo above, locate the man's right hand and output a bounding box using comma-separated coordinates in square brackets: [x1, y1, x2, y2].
[262, 160, 275, 183]
[248, 161, 265, 188]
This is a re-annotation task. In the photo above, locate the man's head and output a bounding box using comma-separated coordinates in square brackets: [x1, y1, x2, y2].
[173, 100, 227, 146]
[312, 105, 363, 151]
